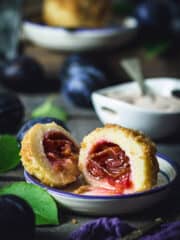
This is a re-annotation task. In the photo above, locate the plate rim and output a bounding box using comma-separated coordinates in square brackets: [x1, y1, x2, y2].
[24, 153, 178, 200]
[22, 17, 138, 51]
[23, 17, 138, 36]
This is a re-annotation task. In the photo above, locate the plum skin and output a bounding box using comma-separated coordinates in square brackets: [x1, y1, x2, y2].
[60, 54, 114, 108]
[0, 92, 24, 134]
[0, 194, 35, 240]
[134, 0, 178, 38]
[0, 55, 45, 93]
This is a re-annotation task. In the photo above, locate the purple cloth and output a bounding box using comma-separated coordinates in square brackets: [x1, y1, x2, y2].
[67, 217, 134, 240]
[67, 218, 180, 240]
[141, 221, 180, 240]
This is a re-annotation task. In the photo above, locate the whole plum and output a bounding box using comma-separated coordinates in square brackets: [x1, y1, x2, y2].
[134, 0, 178, 38]
[60, 54, 115, 108]
[0, 92, 24, 134]
[1, 55, 45, 93]
[0, 195, 35, 240]
[17, 117, 68, 143]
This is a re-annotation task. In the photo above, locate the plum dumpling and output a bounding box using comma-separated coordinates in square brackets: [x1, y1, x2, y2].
[20, 122, 80, 187]
[43, 0, 111, 28]
[79, 124, 159, 194]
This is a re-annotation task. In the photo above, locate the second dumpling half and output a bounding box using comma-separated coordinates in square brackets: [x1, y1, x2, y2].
[20, 122, 80, 187]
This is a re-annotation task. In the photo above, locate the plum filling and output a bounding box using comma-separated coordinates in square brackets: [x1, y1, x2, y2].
[87, 141, 132, 193]
[43, 131, 79, 172]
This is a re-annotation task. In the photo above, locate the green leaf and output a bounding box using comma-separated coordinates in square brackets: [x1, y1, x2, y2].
[0, 135, 20, 173]
[31, 96, 68, 122]
[0, 182, 59, 226]
[145, 41, 170, 60]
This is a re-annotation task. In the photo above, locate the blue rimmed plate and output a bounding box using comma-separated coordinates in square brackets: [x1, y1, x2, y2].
[22, 17, 137, 51]
[24, 154, 178, 216]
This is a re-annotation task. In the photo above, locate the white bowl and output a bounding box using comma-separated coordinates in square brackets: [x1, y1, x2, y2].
[91, 78, 180, 139]
[24, 154, 177, 216]
[22, 18, 137, 51]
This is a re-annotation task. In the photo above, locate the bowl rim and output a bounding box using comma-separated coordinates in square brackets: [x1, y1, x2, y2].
[23, 17, 138, 36]
[92, 77, 180, 115]
[24, 153, 178, 200]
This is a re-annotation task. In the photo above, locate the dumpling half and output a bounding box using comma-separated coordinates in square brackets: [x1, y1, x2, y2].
[20, 122, 80, 187]
[79, 124, 159, 194]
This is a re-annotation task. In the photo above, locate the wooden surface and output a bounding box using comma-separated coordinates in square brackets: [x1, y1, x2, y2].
[1, 43, 180, 239]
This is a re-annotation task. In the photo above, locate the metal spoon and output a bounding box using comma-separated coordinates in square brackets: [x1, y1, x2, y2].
[120, 58, 180, 99]
[120, 58, 148, 96]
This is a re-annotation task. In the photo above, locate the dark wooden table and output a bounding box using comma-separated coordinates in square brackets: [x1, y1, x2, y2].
[1, 44, 180, 239]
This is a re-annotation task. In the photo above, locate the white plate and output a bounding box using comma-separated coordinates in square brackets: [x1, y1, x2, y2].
[24, 154, 177, 216]
[22, 17, 138, 51]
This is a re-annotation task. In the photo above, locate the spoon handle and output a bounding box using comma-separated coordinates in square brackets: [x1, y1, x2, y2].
[121, 58, 146, 95]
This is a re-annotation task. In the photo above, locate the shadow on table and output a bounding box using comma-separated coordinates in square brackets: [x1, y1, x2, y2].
[155, 129, 180, 145]
[122, 170, 180, 224]
[35, 208, 95, 240]
[36, 231, 61, 240]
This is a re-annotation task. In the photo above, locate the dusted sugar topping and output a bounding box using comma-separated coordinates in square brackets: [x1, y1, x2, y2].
[43, 131, 79, 172]
[87, 141, 132, 193]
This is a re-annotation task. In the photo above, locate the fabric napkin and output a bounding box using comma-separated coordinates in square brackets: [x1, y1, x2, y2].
[67, 217, 180, 240]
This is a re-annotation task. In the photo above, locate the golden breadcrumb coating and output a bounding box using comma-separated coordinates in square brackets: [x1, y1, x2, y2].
[20, 122, 80, 187]
[79, 124, 159, 193]
[43, 0, 111, 28]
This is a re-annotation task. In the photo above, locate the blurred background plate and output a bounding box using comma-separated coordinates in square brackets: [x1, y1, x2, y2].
[22, 17, 138, 51]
